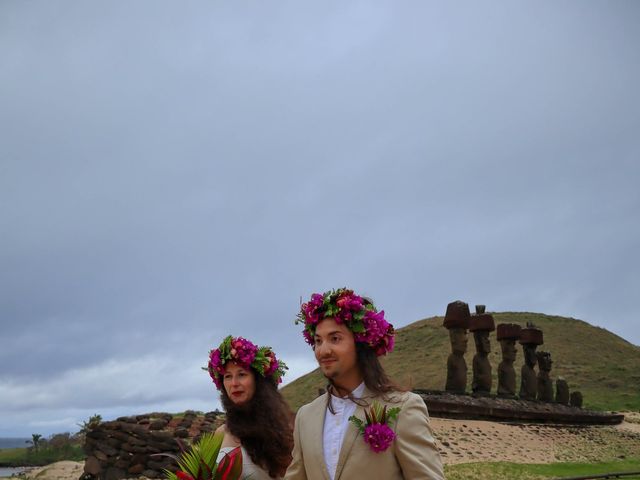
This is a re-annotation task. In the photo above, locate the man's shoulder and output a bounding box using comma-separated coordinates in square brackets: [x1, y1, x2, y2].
[368, 389, 414, 405]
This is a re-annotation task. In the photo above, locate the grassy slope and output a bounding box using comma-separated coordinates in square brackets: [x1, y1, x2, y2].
[445, 458, 640, 480]
[281, 312, 640, 412]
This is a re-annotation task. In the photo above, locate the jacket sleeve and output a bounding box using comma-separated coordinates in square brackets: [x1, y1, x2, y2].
[393, 392, 445, 480]
[283, 408, 308, 480]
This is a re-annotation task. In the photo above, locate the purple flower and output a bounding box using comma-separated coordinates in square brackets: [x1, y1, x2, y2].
[375, 332, 395, 356]
[298, 288, 396, 357]
[231, 337, 258, 369]
[302, 328, 314, 346]
[264, 351, 278, 376]
[352, 310, 394, 355]
[208, 349, 223, 389]
[336, 292, 364, 312]
[363, 423, 396, 453]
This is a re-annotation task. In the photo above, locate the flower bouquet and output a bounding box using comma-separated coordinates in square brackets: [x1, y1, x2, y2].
[160, 431, 242, 480]
[349, 401, 400, 453]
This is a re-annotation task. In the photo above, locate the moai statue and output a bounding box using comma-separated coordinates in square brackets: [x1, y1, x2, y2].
[444, 300, 471, 394]
[570, 391, 583, 408]
[470, 305, 495, 396]
[555, 377, 570, 405]
[519, 323, 543, 401]
[496, 323, 522, 398]
[536, 351, 554, 402]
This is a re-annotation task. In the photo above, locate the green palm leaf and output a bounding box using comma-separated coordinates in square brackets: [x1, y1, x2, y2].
[163, 431, 241, 480]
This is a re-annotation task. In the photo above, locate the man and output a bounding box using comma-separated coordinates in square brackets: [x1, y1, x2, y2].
[285, 288, 444, 480]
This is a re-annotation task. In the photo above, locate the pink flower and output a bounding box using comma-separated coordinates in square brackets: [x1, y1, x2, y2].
[208, 349, 224, 389]
[231, 337, 258, 368]
[302, 328, 314, 346]
[363, 423, 396, 453]
[336, 291, 364, 312]
[375, 332, 395, 356]
[352, 310, 394, 355]
[298, 289, 396, 356]
[264, 351, 279, 376]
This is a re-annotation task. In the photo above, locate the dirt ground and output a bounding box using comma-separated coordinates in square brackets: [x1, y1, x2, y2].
[14, 413, 640, 480]
[431, 412, 640, 465]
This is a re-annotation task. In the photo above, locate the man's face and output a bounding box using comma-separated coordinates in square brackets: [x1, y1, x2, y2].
[314, 318, 359, 387]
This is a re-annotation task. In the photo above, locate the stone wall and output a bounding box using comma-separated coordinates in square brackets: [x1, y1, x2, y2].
[82, 411, 224, 480]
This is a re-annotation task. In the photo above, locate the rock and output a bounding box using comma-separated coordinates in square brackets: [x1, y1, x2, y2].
[148, 419, 168, 430]
[94, 450, 108, 461]
[117, 416, 138, 423]
[128, 463, 145, 474]
[84, 456, 101, 475]
[104, 466, 127, 480]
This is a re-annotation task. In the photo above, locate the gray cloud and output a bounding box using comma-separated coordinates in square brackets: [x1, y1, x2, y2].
[1, 1, 638, 436]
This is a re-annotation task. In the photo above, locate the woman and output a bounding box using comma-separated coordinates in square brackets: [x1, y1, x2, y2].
[207, 335, 293, 479]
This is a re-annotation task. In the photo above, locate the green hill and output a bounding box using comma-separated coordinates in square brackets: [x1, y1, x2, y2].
[281, 312, 640, 413]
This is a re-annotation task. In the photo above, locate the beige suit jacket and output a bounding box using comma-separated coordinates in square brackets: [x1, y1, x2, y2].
[284, 388, 444, 480]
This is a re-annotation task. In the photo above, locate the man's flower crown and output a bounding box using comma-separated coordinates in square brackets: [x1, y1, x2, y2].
[206, 335, 287, 390]
[295, 288, 395, 356]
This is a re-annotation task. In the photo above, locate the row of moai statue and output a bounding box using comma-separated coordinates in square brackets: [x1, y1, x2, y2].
[444, 300, 583, 407]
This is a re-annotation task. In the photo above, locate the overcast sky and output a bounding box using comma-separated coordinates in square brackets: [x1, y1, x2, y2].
[1, 1, 639, 437]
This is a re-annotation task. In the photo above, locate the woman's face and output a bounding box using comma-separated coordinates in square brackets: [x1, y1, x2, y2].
[223, 362, 256, 405]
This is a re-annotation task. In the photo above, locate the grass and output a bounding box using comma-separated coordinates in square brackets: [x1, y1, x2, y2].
[445, 458, 640, 480]
[0, 448, 26, 465]
[281, 312, 640, 412]
[0, 446, 84, 467]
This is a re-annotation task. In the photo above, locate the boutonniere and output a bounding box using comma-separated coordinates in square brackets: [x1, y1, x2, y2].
[348, 401, 400, 453]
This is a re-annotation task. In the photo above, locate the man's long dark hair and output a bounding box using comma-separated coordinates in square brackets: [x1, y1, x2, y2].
[221, 371, 293, 478]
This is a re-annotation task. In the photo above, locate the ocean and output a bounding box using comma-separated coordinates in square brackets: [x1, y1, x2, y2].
[0, 467, 29, 478]
[0, 438, 29, 450]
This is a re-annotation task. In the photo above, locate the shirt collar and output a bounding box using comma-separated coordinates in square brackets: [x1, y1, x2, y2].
[330, 381, 366, 402]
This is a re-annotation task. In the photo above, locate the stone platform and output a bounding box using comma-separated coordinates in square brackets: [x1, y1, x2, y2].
[415, 390, 624, 425]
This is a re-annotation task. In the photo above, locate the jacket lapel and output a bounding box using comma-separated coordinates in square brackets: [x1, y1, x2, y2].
[308, 394, 331, 480]
[334, 387, 373, 480]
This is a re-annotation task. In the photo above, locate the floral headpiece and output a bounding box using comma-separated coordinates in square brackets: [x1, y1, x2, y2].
[206, 336, 287, 390]
[295, 288, 395, 356]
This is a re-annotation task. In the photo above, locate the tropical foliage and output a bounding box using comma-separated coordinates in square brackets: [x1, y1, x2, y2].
[162, 432, 242, 480]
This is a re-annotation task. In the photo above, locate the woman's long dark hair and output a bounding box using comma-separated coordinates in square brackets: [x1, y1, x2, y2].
[221, 371, 293, 478]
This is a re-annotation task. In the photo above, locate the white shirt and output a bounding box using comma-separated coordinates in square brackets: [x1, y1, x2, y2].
[322, 382, 366, 480]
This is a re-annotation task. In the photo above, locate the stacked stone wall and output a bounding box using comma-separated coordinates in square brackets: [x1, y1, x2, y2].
[82, 410, 224, 480]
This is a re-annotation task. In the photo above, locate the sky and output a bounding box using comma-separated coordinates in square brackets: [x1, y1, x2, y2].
[1, 1, 639, 438]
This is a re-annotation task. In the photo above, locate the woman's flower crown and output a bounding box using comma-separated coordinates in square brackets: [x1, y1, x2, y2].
[206, 336, 287, 390]
[295, 288, 395, 356]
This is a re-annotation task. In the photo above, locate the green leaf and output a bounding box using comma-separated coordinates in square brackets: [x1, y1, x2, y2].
[372, 401, 386, 424]
[350, 321, 366, 333]
[165, 431, 226, 480]
[163, 469, 178, 480]
[364, 409, 372, 425]
[387, 407, 401, 424]
[348, 415, 365, 434]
